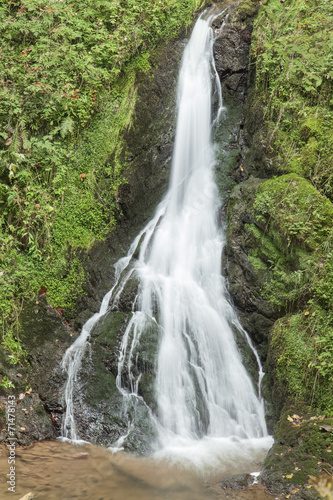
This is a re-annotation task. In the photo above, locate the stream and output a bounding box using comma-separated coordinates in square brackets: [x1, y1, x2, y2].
[0, 441, 278, 500]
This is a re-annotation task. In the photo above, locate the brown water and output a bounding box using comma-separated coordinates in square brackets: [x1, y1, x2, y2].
[0, 441, 278, 500]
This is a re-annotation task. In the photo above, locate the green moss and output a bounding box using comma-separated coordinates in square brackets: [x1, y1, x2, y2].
[35, 404, 45, 416]
[254, 174, 333, 250]
[95, 311, 130, 349]
[239, 175, 333, 412]
[263, 404, 333, 497]
[268, 311, 333, 413]
[236, 0, 261, 20]
[246, 174, 333, 310]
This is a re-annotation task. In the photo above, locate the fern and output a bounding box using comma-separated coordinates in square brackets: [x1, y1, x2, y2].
[60, 117, 74, 139]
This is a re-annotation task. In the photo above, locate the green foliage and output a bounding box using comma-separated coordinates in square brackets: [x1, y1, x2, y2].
[0, 0, 206, 360]
[0, 376, 15, 390]
[270, 309, 333, 412]
[254, 174, 333, 250]
[248, 174, 333, 310]
[251, 0, 333, 198]
[247, 176, 333, 412]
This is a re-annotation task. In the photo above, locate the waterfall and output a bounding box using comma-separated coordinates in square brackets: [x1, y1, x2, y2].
[61, 8, 273, 470]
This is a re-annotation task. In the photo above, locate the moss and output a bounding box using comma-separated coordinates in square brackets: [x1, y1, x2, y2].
[244, 174, 333, 311]
[254, 174, 333, 249]
[262, 404, 333, 497]
[93, 311, 130, 352]
[236, 0, 261, 21]
[268, 307, 333, 413]
[240, 175, 333, 413]
[227, 172, 333, 415]
[35, 404, 45, 416]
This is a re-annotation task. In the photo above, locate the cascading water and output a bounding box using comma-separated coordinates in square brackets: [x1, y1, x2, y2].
[61, 7, 273, 471]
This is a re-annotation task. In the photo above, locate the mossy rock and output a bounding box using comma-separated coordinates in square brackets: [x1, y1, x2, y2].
[225, 177, 279, 346]
[262, 404, 332, 499]
[267, 308, 333, 414]
[253, 173, 333, 251]
[242, 174, 333, 312]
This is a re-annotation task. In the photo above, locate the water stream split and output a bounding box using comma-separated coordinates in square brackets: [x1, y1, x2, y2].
[60, 7, 273, 475]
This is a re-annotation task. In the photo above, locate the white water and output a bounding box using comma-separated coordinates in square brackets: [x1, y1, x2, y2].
[61, 9, 273, 470]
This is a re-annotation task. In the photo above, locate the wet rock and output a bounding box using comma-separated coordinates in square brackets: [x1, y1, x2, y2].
[68, 307, 160, 452]
[219, 473, 254, 490]
[225, 178, 280, 352]
[213, 0, 260, 107]
[111, 272, 140, 314]
[214, 23, 251, 102]
[238, 311, 274, 350]
[0, 391, 56, 446]
[0, 299, 73, 445]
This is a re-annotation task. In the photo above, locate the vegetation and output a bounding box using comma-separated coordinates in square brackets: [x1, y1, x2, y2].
[0, 0, 206, 372]
[245, 174, 333, 413]
[248, 0, 333, 414]
[251, 0, 333, 197]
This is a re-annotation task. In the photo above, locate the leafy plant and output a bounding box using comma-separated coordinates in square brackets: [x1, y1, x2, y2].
[0, 376, 15, 389]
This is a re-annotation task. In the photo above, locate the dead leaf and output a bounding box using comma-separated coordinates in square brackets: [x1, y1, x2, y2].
[56, 306, 63, 316]
[320, 425, 333, 432]
[309, 475, 333, 500]
[18, 493, 34, 500]
[38, 286, 47, 297]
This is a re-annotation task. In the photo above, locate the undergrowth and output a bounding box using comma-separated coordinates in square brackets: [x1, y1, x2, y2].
[247, 174, 333, 412]
[246, 0, 333, 414]
[251, 0, 333, 198]
[0, 0, 206, 374]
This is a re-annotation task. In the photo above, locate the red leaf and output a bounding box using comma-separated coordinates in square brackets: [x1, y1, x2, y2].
[56, 306, 63, 316]
[38, 286, 47, 297]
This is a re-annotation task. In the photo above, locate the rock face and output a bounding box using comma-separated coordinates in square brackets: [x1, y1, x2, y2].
[225, 179, 278, 349]
[0, 300, 70, 445]
[213, 13, 253, 104]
